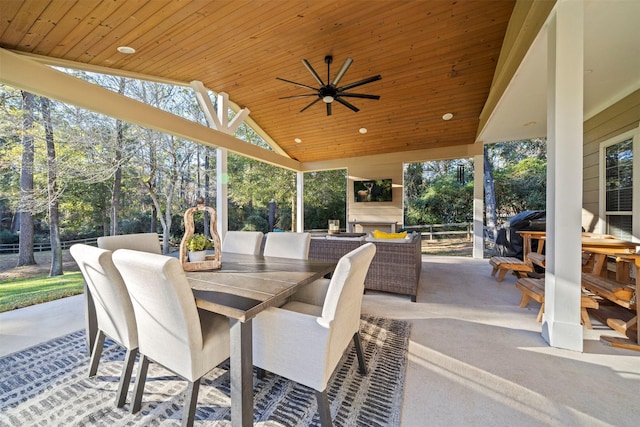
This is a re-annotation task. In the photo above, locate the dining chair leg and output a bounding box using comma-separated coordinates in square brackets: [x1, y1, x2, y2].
[115, 347, 138, 408]
[257, 368, 266, 380]
[182, 380, 200, 427]
[131, 354, 149, 414]
[353, 333, 367, 375]
[88, 329, 105, 377]
[315, 390, 333, 427]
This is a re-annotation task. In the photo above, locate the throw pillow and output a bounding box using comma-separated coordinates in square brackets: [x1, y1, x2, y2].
[372, 229, 407, 239]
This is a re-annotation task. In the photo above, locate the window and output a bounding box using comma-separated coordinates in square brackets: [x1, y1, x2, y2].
[603, 138, 633, 239]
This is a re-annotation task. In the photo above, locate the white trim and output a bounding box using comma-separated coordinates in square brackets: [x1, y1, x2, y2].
[598, 126, 640, 240]
[473, 153, 485, 259]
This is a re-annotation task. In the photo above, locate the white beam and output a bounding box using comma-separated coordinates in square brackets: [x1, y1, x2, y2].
[473, 153, 484, 259]
[296, 172, 304, 232]
[0, 48, 298, 170]
[301, 143, 484, 172]
[12, 50, 289, 157]
[191, 80, 224, 130]
[542, 0, 584, 352]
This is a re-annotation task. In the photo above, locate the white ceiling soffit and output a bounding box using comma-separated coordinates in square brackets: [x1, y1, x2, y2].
[477, 0, 640, 145]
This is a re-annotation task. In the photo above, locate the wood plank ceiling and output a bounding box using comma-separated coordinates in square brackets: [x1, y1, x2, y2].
[0, 0, 516, 164]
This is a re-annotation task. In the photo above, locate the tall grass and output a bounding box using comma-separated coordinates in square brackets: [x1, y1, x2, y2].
[0, 272, 84, 312]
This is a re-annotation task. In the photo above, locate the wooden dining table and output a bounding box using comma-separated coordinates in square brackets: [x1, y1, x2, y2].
[518, 231, 638, 276]
[580, 237, 638, 276]
[186, 253, 336, 427]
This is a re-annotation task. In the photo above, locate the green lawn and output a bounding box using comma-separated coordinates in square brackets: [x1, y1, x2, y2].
[0, 272, 84, 312]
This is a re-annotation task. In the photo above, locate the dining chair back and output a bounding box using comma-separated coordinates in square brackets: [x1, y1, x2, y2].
[252, 242, 376, 427]
[263, 232, 311, 260]
[222, 230, 264, 255]
[97, 232, 162, 254]
[112, 249, 230, 427]
[70, 243, 138, 408]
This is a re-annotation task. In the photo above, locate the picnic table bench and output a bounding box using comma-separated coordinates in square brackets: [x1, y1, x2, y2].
[489, 256, 533, 282]
[582, 271, 637, 348]
[516, 277, 599, 328]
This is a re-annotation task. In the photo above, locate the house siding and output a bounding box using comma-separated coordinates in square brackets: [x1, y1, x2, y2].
[582, 89, 640, 233]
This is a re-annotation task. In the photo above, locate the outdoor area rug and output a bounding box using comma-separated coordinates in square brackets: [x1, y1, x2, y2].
[0, 315, 410, 426]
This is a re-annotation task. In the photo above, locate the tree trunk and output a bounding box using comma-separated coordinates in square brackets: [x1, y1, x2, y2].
[268, 201, 276, 232]
[109, 78, 126, 236]
[151, 203, 158, 233]
[483, 147, 498, 241]
[17, 91, 36, 267]
[41, 96, 63, 276]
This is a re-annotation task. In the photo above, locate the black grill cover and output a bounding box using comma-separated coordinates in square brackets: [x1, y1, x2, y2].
[495, 210, 546, 260]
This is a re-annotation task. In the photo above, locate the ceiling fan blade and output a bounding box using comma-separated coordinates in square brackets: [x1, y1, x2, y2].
[334, 97, 360, 113]
[279, 94, 319, 99]
[332, 57, 353, 86]
[337, 74, 382, 92]
[302, 59, 325, 86]
[276, 77, 318, 91]
[300, 97, 321, 113]
[326, 102, 332, 116]
[337, 92, 380, 100]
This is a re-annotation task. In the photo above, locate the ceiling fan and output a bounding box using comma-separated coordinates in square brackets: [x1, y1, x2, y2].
[277, 56, 381, 116]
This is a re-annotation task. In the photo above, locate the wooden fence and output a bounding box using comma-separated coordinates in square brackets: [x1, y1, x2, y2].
[404, 223, 472, 240]
[0, 237, 98, 254]
[0, 234, 166, 254]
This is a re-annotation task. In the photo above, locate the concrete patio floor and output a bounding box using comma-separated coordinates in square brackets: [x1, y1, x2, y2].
[1, 255, 638, 426]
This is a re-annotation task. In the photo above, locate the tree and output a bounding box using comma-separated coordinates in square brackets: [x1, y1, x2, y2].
[304, 169, 347, 230]
[17, 91, 36, 267]
[41, 96, 63, 276]
[403, 158, 474, 226]
[483, 147, 498, 241]
[486, 139, 547, 220]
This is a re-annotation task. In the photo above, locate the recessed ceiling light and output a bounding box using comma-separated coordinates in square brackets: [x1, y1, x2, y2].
[442, 113, 454, 121]
[117, 46, 136, 54]
[294, 138, 302, 143]
[359, 128, 367, 134]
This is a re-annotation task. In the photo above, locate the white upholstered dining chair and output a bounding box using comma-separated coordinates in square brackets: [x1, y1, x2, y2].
[97, 232, 162, 254]
[263, 231, 311, 259]
[70, 244, 138, 408]
[221, 230, 264, 255]
[112, 249, 230, 427]
[252, 242, 376, 427]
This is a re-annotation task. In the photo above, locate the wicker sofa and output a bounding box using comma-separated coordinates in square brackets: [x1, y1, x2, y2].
[308, 232, 422, 301]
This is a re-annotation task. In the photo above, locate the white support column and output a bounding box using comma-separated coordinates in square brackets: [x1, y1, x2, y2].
[542, 0, 584, 351]
[216, 148, 229, 242]
[296, 172, 304, 233]
[473, 153, 484, 259]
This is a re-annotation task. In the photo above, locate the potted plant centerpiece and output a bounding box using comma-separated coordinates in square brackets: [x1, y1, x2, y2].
[186, 233, 215, 262]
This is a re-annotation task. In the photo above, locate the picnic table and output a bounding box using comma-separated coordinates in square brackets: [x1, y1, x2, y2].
[515, 231, 639, 349]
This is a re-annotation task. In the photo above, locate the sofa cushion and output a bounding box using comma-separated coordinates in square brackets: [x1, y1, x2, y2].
[372, 229, 407, 239]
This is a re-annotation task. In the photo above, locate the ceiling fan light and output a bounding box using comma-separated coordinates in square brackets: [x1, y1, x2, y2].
[323, 95, 334, 103]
